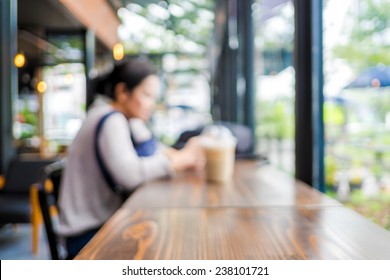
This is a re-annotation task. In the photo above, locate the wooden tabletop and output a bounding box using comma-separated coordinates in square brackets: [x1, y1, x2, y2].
[76, 206, 390, 260]
[124, 161, 339, 208]
[76, 160, 390, 260]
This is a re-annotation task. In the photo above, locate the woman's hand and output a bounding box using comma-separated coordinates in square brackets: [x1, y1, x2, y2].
[165, 137, 206, 173]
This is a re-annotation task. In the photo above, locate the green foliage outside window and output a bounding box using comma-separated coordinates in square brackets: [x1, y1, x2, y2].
[332, 0, 390, 71]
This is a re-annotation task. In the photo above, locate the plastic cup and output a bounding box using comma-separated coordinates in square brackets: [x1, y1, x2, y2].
[201, 125, 237, 182]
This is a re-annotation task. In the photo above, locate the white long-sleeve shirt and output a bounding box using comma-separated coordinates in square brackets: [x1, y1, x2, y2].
[58, 101, 173, 237]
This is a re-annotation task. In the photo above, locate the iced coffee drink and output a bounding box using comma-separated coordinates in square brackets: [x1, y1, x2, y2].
[201, 126, 237, 182]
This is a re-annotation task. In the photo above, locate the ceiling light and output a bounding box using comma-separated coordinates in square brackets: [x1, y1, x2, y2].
[113, 43, 124, 60]
[37, 81, 47, 93]
[14, 52, 26, 68]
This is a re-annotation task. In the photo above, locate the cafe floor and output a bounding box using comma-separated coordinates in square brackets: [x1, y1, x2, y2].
[0, 224, 50, 260]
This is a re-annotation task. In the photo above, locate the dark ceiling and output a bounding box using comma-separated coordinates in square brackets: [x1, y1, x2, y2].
[17, 0, 119, 67]
[17, 0, 82, 64]
[18, 0, 81, 29]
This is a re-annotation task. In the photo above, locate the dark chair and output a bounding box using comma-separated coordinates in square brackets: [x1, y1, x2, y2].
[215, 121, 254, 158]
[36, 160, 65, 260]
[0, 156, 56, 254]
[172, 122, 257, 158]
[0, 156, 55, 223]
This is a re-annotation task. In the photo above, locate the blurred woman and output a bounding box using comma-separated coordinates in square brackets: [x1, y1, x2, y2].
[58, 58, 204, 258]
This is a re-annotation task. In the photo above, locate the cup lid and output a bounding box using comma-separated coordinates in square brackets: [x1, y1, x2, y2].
[201, 125, 236, 147]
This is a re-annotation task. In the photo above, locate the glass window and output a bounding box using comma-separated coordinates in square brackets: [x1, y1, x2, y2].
[324, 0, 390, 230]
[116, 0, 215, 145]
[14, 32, 87, 155]
[14, 67, 39, 150]
[253, 0, 295, 173]
[42, 63, 86, 149]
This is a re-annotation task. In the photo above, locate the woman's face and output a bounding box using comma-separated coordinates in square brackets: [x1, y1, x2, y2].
[124, 75, 160, 121]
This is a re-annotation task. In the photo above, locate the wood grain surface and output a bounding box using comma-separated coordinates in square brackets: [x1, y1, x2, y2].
[76, 161, 390, 260]
[76, 206, 390, 260]
[123, 161, 339, 208]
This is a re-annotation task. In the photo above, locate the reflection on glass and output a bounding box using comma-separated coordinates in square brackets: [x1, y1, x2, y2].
[253, 0, 295, 173]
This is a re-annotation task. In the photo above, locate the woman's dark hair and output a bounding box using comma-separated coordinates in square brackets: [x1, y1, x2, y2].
[92, 58, 157, 100]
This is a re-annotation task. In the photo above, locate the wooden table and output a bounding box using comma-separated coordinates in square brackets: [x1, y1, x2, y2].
[123, 161, 339, 208]
[76, 160, 390, 260]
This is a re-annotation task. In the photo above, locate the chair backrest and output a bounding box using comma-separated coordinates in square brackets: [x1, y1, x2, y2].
[2, 157, 55, 194]
[173, 122, 255, 157]
[37, 160, 65, 260]
[215, 121, 254, 156]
